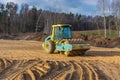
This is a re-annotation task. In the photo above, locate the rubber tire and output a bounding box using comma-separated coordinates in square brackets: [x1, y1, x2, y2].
[44, 40, 55, 54]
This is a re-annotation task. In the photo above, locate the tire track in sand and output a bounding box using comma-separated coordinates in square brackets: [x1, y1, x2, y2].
[0, 59, 119, 80]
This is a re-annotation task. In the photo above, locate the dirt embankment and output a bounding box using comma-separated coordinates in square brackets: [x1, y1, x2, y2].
[0, 33, 45, 40]
[0, 32, 120, 48]
[72, 33, 120, 48]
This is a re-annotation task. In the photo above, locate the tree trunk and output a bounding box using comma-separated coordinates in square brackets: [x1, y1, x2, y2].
[103, 16, 107, 38]
[108, 19, 111, 38]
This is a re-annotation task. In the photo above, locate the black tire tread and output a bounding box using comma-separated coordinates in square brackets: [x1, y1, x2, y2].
[45, 40, 55, 54]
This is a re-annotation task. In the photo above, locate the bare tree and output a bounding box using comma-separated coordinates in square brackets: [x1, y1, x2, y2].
[35, 9, 43, 32]
[108, 1, 112, 38]
[97, 0, 110, 37]
[20, 4, 29, 32]
[6, 2, 18, 34]
[0, 3, 4, 12]
[112, 0, 120, 37]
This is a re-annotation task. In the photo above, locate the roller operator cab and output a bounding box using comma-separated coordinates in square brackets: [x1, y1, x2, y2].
[42, 24, 90, 56]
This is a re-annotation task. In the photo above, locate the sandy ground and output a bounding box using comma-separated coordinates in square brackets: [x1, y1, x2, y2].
[0, 40, 120, 80]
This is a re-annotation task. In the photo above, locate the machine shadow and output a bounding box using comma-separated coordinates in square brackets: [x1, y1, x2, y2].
[85, 51, 120, 57]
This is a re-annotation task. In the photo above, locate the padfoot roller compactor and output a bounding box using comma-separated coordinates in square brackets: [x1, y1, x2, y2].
[42, 24, 90, 56]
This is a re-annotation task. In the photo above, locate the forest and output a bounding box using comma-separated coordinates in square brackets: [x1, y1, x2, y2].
[0, 0, 120, 38]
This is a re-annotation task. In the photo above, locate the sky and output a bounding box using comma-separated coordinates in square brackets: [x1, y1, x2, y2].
[0, 0, 98, 15]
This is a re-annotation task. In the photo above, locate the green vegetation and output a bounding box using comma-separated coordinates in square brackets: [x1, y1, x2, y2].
[74, 30, 118, 39]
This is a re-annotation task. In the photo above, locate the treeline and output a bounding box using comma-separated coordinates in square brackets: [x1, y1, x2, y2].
[0, 1, 119, 37]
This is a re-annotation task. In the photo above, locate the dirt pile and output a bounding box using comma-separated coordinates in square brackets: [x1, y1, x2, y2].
[0, 32, 120, 48]
[0, 33, 46, 41]
[0, 34, 15, 40]
[14, 33, 43, 40]
[72, 32, 120, 48]
[91, 37, 120, 48]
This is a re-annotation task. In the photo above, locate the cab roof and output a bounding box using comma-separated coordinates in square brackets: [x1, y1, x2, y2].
[52, 24, 71, 28]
